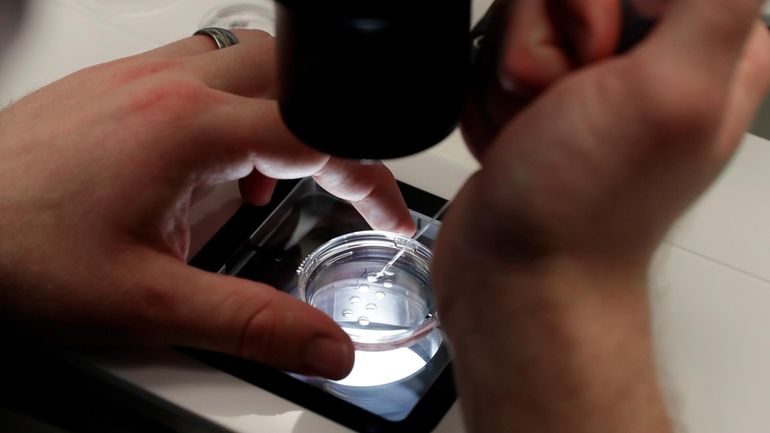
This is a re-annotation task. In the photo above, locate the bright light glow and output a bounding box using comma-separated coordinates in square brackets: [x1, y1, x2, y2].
[334, 348, 427, 387]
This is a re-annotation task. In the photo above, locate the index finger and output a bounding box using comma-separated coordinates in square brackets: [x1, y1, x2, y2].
[313, 158, 417, 235]
[182, 96, 417, 235]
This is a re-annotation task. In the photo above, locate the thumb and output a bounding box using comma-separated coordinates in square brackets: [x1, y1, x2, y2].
[133, 251, 354, 379]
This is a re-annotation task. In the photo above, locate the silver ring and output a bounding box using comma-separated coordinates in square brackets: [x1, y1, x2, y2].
[193, 27, 240, 49]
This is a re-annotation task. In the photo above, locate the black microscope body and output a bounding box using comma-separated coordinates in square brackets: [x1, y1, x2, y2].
[275, 0, 472, 160]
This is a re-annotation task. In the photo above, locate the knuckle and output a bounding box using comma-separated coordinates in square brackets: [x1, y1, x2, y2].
[77, 57, 182, 88]
[255, 150, 329, 179]
[635, 60, 728, 141]
[131, 282, 179, 337]
[110, 58, 185, 86]
[127, 77, 215, 120]
[236, 294, 284, 360]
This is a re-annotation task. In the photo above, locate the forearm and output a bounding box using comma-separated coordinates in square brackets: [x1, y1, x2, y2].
[444, 263, 672, 433]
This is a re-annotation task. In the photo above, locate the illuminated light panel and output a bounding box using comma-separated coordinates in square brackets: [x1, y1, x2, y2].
[334, 348, 427, 387]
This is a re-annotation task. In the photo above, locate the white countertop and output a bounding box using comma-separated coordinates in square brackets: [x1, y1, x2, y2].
[2, 1, 770, 433]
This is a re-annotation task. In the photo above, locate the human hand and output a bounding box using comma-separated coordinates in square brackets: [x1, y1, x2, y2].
[0, 30, 415, 379]
[434, 0, 770, 431]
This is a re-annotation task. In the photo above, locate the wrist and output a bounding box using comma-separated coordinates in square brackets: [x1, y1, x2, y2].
[438, 251, 651, 341]
[438, 258, 670, 433]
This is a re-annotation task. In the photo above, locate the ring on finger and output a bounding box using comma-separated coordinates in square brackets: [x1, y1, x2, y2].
[193, 27, 240, 50]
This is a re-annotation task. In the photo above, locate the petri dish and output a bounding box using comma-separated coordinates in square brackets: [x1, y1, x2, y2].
[297, 230, 439, 352]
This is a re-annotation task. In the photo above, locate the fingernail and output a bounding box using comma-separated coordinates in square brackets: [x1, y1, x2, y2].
[498, 68, 519, 94]
[498, 66, 538, 98]
[302, 337, 353, 379]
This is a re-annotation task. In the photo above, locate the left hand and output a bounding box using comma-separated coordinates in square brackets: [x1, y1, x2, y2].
[0, 30, 414, 379]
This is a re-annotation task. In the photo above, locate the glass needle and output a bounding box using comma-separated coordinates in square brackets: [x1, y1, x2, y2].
[376, 200, 450, 278]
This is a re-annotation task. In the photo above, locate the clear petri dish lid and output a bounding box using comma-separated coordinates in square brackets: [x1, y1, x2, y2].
[297, 230, 439, 351]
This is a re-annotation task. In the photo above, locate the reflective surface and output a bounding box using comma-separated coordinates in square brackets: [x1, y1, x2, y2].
[221, 178, 449, 422]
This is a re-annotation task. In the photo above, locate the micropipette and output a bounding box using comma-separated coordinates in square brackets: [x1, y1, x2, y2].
[376, 200, 450, 278]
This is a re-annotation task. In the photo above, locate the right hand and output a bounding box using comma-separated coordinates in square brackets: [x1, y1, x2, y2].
[443, 0, 770, 342]
[434, 0, 770, 431]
